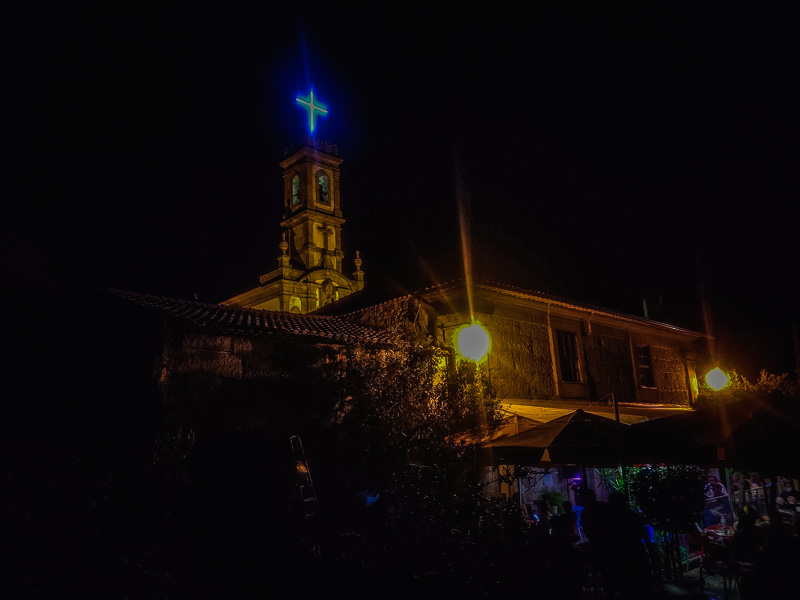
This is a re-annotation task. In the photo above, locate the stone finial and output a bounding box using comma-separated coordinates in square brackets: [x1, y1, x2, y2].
[277, 232, 291, 269]
[353, 250, 364, 282]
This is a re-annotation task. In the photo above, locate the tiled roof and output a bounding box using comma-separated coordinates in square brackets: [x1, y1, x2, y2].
[360, 279, 707, 337]
[105, 289, 393, 345]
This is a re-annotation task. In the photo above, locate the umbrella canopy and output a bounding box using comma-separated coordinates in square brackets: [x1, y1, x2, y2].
[626, 392, 800, 476]
[476, 409, 629, 466]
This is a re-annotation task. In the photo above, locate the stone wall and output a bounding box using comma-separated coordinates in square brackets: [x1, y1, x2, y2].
[651, 345, 690, 405]
[161, 328, 341, 435]
[347, 297, 431, 335]
[168, 332, 338, 380]
[582, 332, 637, 404]
[490, 316, 555, 400]
[437, 312, 555, 400]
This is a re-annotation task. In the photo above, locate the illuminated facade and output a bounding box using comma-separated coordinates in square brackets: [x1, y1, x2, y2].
[222, 137, 364, 313]
[338, 280, 707, 416]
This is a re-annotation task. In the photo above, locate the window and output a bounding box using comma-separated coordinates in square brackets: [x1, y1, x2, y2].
[291, 174, 300, 206]
[635, 345, 655, 387]
[317, 172, 330, 203]
[556, 330, 580, 382]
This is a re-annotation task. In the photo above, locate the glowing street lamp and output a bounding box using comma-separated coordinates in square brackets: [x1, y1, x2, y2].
[454, 321, 491, 363]
[705, 367, 730, 391]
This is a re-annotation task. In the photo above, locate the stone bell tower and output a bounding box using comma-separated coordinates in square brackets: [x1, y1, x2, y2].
[280, 138, 345, 272]
[222, 136, 365, 313]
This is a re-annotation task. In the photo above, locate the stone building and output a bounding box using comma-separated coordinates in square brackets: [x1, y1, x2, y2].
[107, 288, 391, 439]
[106, 131, 713, 516]
[325, 279, 706, 422]
[111, 133, 708, 427]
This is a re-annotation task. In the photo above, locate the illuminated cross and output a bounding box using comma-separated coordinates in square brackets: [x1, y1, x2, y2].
[295, 91, 328, 133]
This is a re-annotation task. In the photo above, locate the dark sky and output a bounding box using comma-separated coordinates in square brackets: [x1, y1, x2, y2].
[8, 3, 798, 378]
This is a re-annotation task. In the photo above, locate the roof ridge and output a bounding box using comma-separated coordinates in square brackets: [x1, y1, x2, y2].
[103, 288, 347, 321]
[102, 288, 393, 345]
[396, 279, 706, 337]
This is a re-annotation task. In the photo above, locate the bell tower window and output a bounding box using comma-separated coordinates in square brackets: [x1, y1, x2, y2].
[291, 174, 301, 206]
[317, 172, 330, 204]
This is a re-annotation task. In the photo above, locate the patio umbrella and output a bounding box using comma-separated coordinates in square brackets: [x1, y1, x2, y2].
[476, 408, 629, 466]
[626, 392, 800, 476]
[716, 392, 800, 477]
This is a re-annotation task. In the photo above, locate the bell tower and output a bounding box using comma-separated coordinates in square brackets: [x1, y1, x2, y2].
[223, 91, 365, 313]
[222, 136, 365, 313]
[280, 137, 345, 272]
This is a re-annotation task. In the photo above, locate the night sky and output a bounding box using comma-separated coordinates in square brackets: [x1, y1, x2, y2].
[8, 3, 798, 378]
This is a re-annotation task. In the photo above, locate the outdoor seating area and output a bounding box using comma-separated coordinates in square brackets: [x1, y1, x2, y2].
[475, 393, 800, 598]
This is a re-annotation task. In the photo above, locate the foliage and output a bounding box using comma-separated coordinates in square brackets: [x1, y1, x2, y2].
[621, 465, 707, 580]
[333, 330, 503, 477]
[622, 465, 706, 533]
[695, 369, 799, 409]
[332, 329, 505, 544]
[595, 467, 624, 494]
[539, 489, 566, 514]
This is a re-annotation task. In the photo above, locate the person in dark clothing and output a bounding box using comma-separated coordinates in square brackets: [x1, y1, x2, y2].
[548, 502, 582, 599]
[731, 511, 761, 563]
[578, 490, 615, 598]
[559, 500, 579, 543]
[606, 491, 653, 600]
[579, 490, 604, 542]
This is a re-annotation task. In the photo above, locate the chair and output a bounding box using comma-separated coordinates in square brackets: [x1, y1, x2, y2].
[684, 531, 704, 571]
[700, 539, 736, 599]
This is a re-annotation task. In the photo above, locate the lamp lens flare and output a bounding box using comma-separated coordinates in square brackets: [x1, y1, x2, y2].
[454, 322, 491, 363]
[705, 367, 730, 391]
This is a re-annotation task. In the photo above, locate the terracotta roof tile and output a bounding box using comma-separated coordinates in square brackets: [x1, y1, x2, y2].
[105, 289, 393, 345]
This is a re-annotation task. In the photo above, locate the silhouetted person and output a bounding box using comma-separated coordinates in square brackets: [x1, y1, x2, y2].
[732, 511, 761, 563]
[606, 491, 653, 600]
[579, 490, 614, 598]
[726, 510, 763, 598]
[560, 500, 579, 543]
[548, 503, 581, 599]
[764, 509, 800, 596]
[779, 477, 798, 504]
[534, 499, 552, 533]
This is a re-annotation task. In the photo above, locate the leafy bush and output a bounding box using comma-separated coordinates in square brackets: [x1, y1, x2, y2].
[695, 369, 798, 409]
[622, 465, 705, 533]
[332, 330, 506, 550]
[539, 489, 566, 514]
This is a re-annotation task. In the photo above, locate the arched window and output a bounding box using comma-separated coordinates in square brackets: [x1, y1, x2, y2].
[317, 172, 330, 204]
[291, 174, 300, 206]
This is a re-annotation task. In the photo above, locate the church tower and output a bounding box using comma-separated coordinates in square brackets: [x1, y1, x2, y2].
[222, 136, 365, 313]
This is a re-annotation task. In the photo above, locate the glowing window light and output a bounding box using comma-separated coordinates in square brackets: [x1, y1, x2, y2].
[454, 322, 491, 363]
[705, 367, 730, 391]
[295, 91, 328, 133]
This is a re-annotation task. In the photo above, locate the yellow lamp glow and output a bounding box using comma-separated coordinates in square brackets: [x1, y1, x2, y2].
[705, 367, 730, 391]
[454, 322, 491, 363]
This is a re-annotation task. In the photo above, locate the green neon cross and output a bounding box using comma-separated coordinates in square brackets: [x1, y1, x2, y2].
[295, 91, 328, 133]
